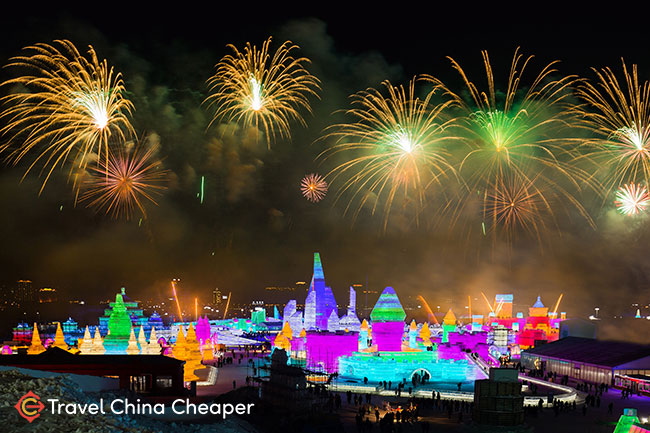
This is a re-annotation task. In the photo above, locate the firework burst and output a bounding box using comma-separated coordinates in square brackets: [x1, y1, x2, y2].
[574, 60, 650, 195]
[0, 40, 134, 190]
[484, 174, 553, 243]
[205, 37, 320, 148]
[320, 76, 457, 228]
[614, 183, 650, 216]
[80, 142, 168, 219]
[301, 173, 328, 202]
[431, 48, 594, 237]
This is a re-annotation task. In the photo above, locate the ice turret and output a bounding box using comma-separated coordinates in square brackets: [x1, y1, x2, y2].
[78, 326, 94, 354]
[27, 323, 45, 355]
[370, 287, 406, 352]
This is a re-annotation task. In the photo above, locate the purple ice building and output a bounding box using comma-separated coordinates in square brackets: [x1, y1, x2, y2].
[282, 253, 361, 334]
[278, 253, 362, 372]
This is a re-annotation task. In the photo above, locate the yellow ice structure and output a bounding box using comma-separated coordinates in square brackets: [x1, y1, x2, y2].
[145, 328, 161, 355]
[419, 322, 432, 346]
[202, 339, 214, 362]
[360, 319, 369, 330]
[27, 323, 45, 355]
[138, 327, 147, 348]
[184, 323, 206, 381]
[90, 327, 106, 354]
[126, 327, 141, 355]
[78, 326, 94, 354]
[529, 296, 549, 317]
[443, 309, 457, 325]
[52, 322, 68, 351]
[273, 333, 291, 352]
[173, 327, 187, 360]
[281, 321, 293, 339]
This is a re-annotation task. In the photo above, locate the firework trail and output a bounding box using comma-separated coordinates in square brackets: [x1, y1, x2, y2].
[321, 76, 457, 229]
[430, 48, 594, 238]
[0, 40, 134, 190]
[301, 173, 328, 202]
[574, 60, 650, 197]
[484, 173, 553, 244]
[80, 140, 168, 219]
[205, 37, 320, 149]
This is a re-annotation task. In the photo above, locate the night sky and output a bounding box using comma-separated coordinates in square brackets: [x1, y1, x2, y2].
[0, 6, 649, 322]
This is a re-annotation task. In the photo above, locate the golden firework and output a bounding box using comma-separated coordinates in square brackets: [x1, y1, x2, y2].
[80, 141, 168, 219]
[432, 48, 595, 236]
[0, 40, 134, 190]
[321, 76, 457, 228]
[301, 173, 328, 203]
[574, 60, 650, 196]
[484, 174, 553, 244]
[205, 37, 320, 148]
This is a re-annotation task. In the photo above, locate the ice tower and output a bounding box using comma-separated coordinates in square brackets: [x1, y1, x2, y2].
[195, 316, 211, 345]
[283, 300, 297, 322]
[304, 288, 316, 330]
[442, 309, 457, 344]
[103, 293, 133, 354]
[340, 287, 361, 332]
[337, 287, 480, 385]
[408, 320, 417, 348]
[327, 310, 340, 331]
[27, 323, 45, 355]
[311, 253, 337, 330]
[370, 287, 406, 351]
[283, 300, 303, 333]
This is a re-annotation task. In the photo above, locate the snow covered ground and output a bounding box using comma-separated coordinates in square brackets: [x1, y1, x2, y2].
[0, 369, 259, 432]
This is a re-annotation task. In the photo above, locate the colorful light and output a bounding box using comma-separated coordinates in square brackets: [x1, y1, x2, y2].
[370, 287, 406, 323]
[615, 183, 650, 215]
[305, 331, 358, 373]
[575, 61, 650, 195]
[171, 279, 183, 321]
[338, 351, 478, 386]
[223, 292, 231, 320]
[417, 295, 439, 325]
[205, 37, 320, 148]
[103, 294, 132, 354]
[301, 173, 328, 202]
[249, 76, 263, 111]
[431, 48, 595, 240]
[321, 76, 456, 229]
[552, 294, 564, 317]
[0, 40, 134, 191]
[80, 142, 168, 219]
[480, 292, 495, 315]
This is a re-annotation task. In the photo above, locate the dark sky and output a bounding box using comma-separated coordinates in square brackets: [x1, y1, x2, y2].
[0, 6, 649, 319]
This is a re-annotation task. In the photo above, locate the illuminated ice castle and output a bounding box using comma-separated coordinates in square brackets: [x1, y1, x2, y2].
[282, 253, 360, 333]
[98, 288, 152, 336]
[103, 293, 136, 354]
[272, 255, 480, 387]
[337, 287, 480, 385]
